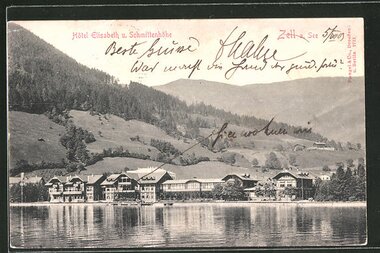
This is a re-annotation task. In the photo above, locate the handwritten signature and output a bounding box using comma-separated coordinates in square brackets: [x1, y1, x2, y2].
[210, 26, 307, 79]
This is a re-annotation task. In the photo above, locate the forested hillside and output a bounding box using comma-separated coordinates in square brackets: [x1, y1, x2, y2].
[8, 23, 327, 143]
[9, 22, 363, 181]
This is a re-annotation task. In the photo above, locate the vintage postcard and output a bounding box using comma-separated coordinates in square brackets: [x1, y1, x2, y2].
[7, 18, 366, 248]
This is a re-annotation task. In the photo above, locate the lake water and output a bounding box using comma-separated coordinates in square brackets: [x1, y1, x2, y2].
[10, 203, 366, 248]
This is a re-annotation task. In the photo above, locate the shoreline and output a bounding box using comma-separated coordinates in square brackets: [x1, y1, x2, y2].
[10, 201, 367, 207]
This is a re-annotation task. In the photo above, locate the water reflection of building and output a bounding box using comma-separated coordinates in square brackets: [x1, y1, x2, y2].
[162, 205, 223, 243]
[47, 204, 108, 244]
[11, 204, 366, 248]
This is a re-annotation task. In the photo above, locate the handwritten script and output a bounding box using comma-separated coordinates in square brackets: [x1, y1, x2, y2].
[103, 26, 345, 81]
[211, 118, 312, 148]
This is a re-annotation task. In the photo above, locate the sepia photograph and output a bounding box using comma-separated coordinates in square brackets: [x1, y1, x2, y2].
[7, 18, 366, 249]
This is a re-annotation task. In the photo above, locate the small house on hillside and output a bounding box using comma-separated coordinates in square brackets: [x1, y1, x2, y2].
[293, 144, 306, 151]
[307, 142, 335, 151]
[319, 174, 331, 181]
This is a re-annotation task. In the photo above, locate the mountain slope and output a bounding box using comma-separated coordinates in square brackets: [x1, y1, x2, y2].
[8, 111, 67, 168]
[155, 78, 365, 145]
[69, 110, 218, 160]
[8, 23, 330, 144]
[8, 23, 365, 180]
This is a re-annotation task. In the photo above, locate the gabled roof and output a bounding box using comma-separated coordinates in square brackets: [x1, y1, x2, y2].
[162, 178, 223, 185]
[69, 175, 86, 182]
[107, 173, 124, 181]
[46, 174, 104, 186]
[162, 179, 189, 185]
[86, 175, 105, 185]
[272, 170, 313, 180]
[196, 178, 224, 183]
[45, 176, 68, 186]
[100, 172, 128, 186]
[222, 174, 258, 182]
[126, 168, 174, 184]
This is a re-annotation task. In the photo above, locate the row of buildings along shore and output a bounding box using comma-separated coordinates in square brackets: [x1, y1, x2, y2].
[32, 167, 315, 203]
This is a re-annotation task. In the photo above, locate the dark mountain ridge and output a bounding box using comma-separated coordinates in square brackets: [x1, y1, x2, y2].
[8, 23, 329, 145]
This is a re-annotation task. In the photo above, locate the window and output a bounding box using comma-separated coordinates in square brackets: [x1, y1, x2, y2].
[187, 182, 200, 189]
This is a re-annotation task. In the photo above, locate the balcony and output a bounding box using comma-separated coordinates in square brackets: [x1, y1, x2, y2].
[50, 191, 63, 195]
[119, 181, 132, 185]
[63, 191, 83, 195]
[118, 188, 135, 193]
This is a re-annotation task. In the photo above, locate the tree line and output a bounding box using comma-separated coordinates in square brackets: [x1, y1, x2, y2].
[10, 183, 48, 202]
[9, 23, 333, 147]
[314, 159, 366, 201]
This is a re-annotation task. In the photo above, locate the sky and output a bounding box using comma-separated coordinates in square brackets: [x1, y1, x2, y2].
[11, 18, 364, 86]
